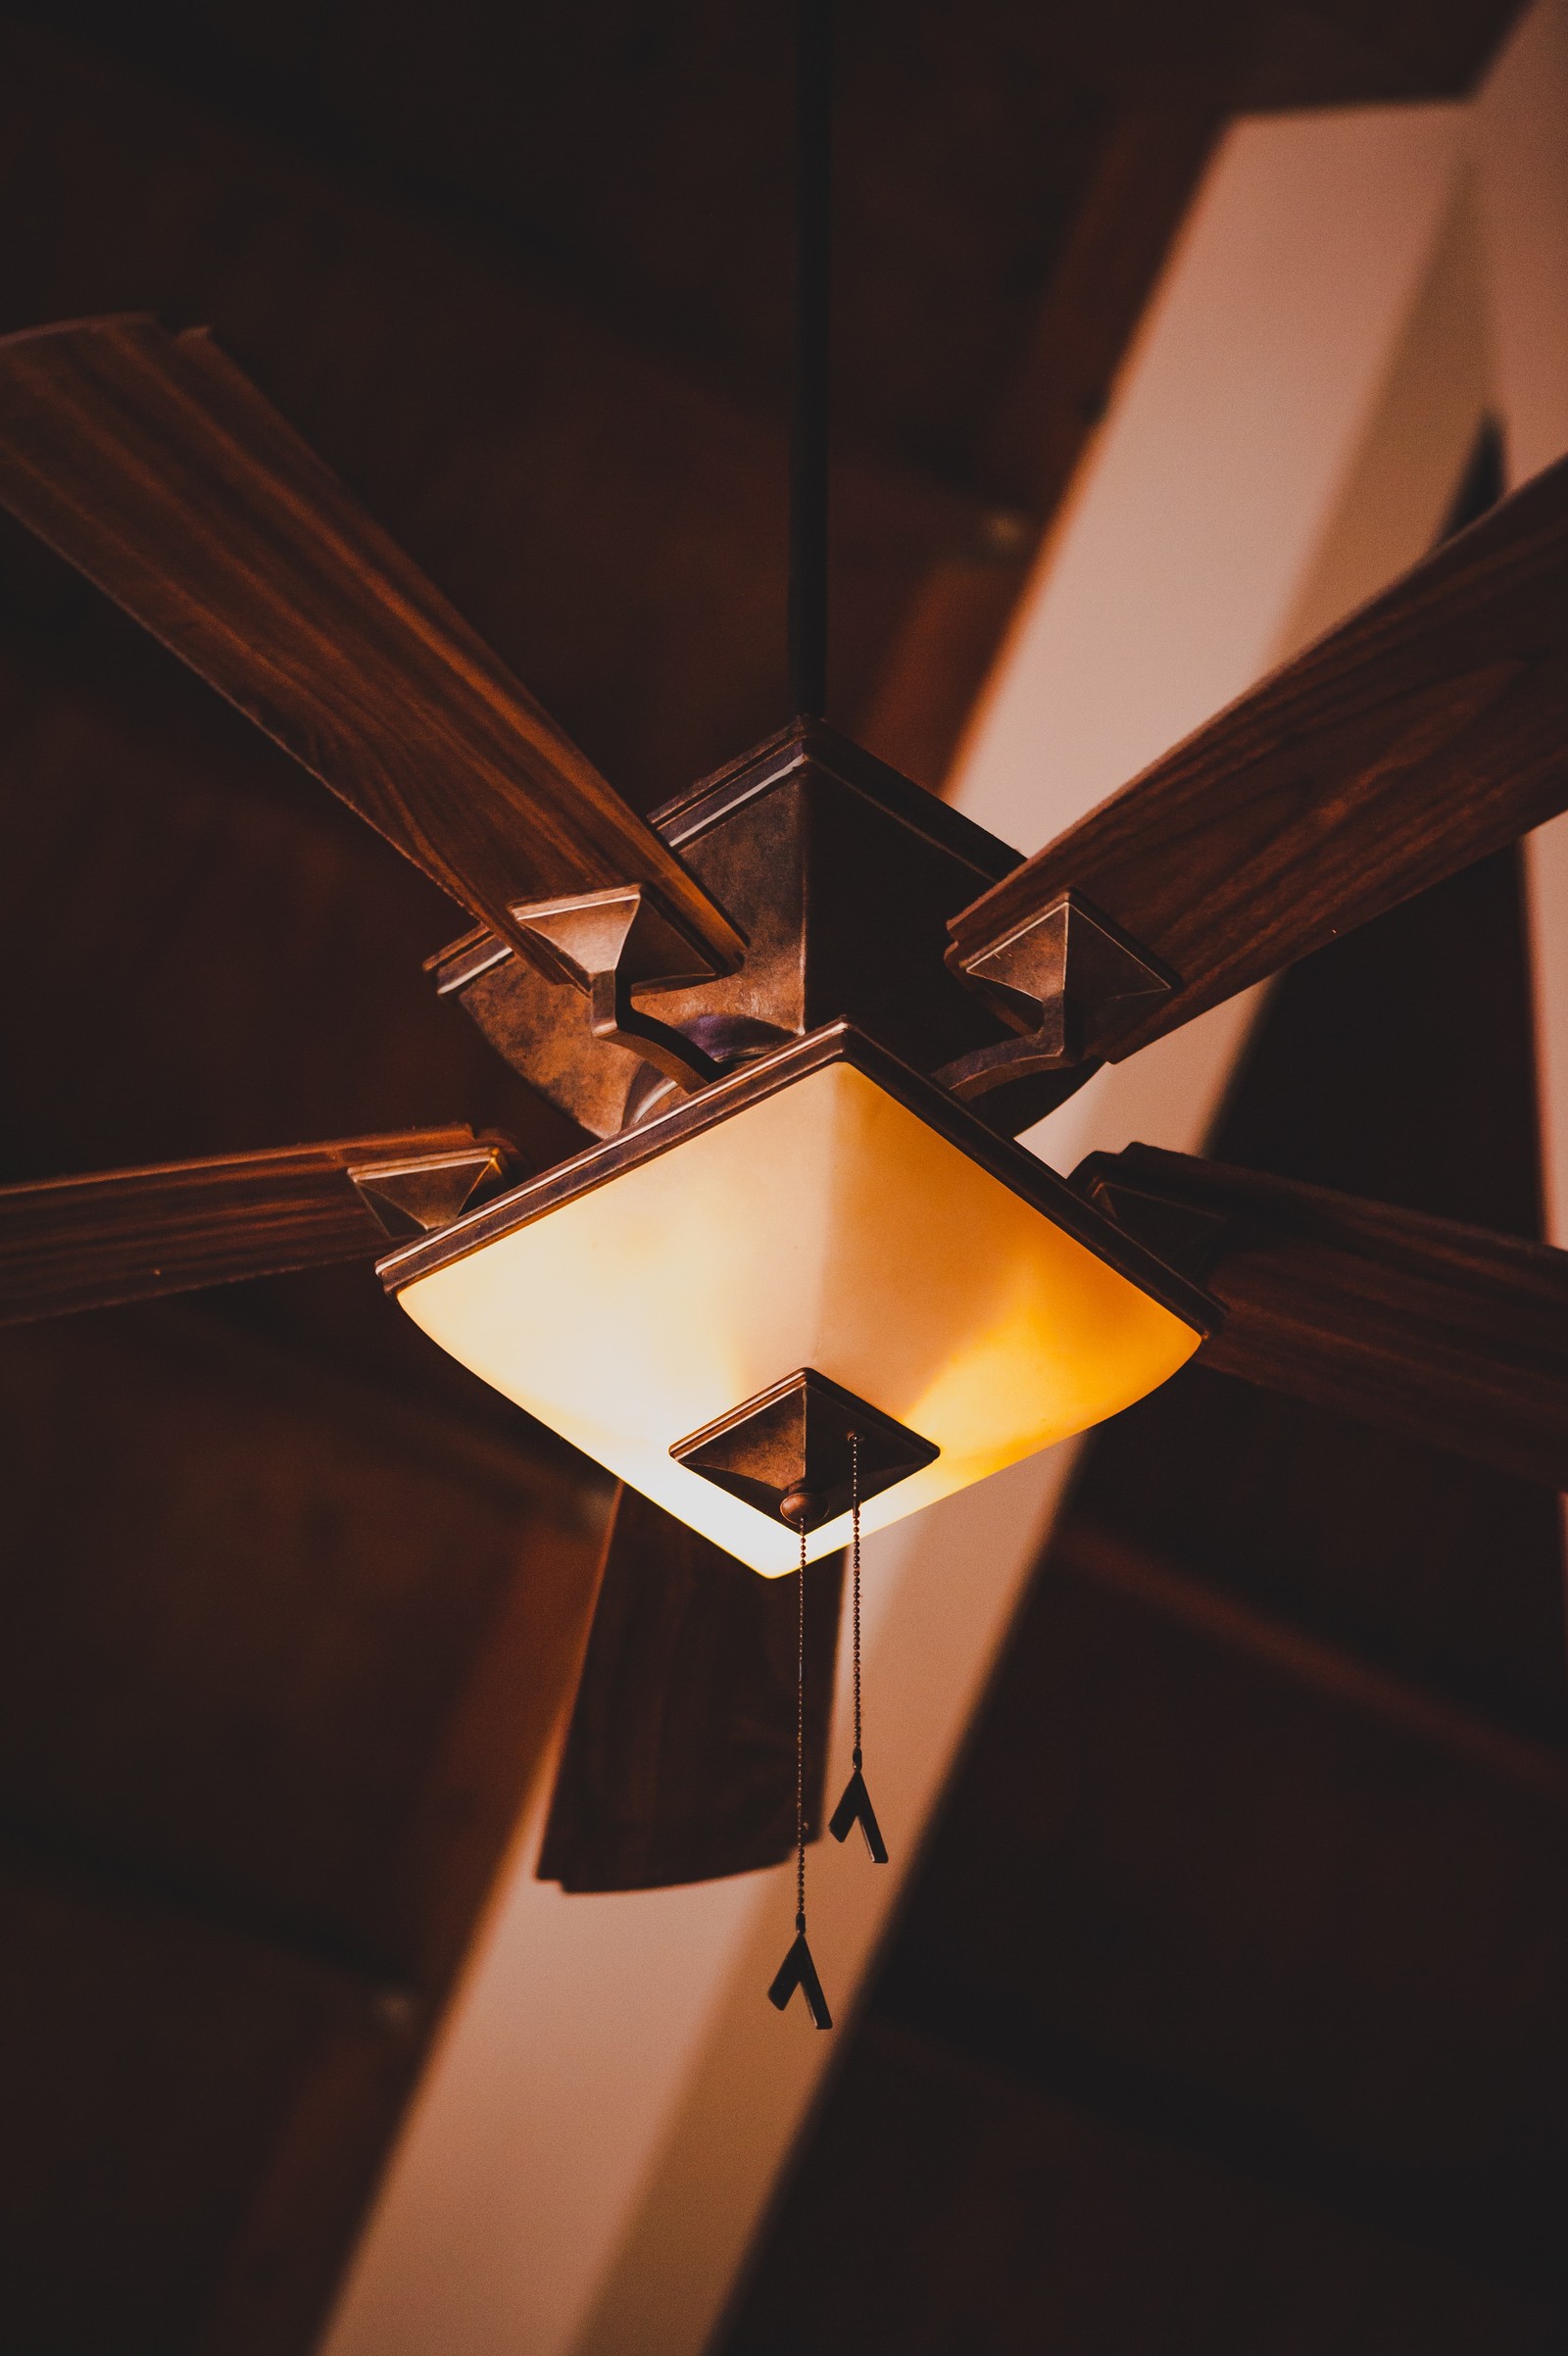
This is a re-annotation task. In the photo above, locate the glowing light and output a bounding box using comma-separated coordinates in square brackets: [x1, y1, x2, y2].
[384, 1031, 1206, 1575]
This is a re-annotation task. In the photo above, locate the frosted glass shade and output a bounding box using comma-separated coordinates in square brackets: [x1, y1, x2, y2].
[382, 1028, 1210, 1575]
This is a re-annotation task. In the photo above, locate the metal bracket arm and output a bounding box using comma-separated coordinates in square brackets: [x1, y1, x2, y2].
[934, 992, 1079, 1105]
[350, 1138, 514, 1239]
[938, 891, 1175, 1105]
[587, 965, 720, 1091]
[509, 882, 729, 1097]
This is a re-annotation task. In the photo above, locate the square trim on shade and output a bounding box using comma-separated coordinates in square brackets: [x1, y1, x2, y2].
[673, 1367, 941, 1534]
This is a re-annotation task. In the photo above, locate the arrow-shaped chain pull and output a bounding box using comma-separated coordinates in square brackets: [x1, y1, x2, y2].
[768, 1505, 833, 2030]
[828, 1762, 888, 1863]
[830, 1432, 890, 1866]
[767, 1928, 833, 2030]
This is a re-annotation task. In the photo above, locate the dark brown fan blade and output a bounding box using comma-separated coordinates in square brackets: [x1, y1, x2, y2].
[950, 455, 1568, 1064]
[1076, 1142, 1568, 1491]
[0, 316, 743, 976]
[0, 1126, 512, 1325]
[538, 1485, 843, 1892]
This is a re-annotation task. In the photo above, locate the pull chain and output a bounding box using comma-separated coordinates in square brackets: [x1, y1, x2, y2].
[829, 1432, 889, 1865]
[852, 1431, 862, 1767]
[795, 1509, 808, 1931]
[768, 1500, 833, 2029]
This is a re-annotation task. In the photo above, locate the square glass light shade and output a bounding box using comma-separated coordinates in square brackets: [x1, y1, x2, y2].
[380, 1027, 1213, 1576]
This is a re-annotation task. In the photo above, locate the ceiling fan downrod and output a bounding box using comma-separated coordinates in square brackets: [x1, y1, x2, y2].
[788, 0, 833, 721]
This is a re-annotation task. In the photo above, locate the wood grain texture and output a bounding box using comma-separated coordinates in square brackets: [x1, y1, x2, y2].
[720, 2007, 1563, 2356]
[1079, 1142, 1568, 1492]
[537, 1485, 843, 1892]
[0, 316, 743, 973]
[950, 455, 1568, 1058]
[0, 1301, 606, 2350]
[0, 1127, 486, 1324]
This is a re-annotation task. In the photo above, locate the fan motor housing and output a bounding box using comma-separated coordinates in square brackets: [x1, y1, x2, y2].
[427, 717, 1035, 1139]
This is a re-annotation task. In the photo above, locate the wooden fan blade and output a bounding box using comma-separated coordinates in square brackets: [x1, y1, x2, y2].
[538, 1485, 843, 1892]
[0, 317, 743, 976]
[0, 1126, 511, 1325]
[1076, 1142, 1568, 1491]
[950, 455, 1568, 1063]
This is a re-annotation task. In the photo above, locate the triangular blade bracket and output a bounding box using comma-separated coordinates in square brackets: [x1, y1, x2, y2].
[1071, 1153, 1232, 1280]
[350, 1141, 514, 1240]
[938, 891, 1176, 1104]
[510, 882, 727, 1095]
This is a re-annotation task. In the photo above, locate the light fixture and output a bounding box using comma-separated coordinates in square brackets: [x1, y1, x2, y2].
[380, 1022, 1213, 1574]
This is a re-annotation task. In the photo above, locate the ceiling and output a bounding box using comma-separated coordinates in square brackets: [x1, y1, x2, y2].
[0, 0, 1527, 806]
[0, 4, 1539, 2352]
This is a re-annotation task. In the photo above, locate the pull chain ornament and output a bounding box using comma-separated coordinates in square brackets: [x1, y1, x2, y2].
[829, 1432, 889, 1863]
[767, 1504, 833, 2030]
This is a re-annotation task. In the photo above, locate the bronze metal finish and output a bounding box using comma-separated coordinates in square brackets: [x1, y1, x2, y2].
[428, 718, 1048, 1137]
[508, 882, 725, 1094]
[940, 891, 1174, 1104]
[348, 1140, 515, 1240]
[672, 1368, 939, 1536]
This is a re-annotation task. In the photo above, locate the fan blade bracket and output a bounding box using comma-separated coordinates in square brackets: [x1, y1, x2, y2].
[348, 1138, 517, 1241]
[508, 882, 727, 1096]
[938, 891, 1175, 1105]
[946, 455, 1568, 1065]
[1071, 1153, 1232, 1281]
[509, 882, 726, 995]
[1069, 1142, 1568, 1491]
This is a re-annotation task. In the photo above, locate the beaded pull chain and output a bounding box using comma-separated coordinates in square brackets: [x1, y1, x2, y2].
[767, 1507, 833, 2030]
[829, 1433, 889, 1863]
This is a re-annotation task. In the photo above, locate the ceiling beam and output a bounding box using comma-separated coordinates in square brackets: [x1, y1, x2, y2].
[1054, 1521, 1568, 1812]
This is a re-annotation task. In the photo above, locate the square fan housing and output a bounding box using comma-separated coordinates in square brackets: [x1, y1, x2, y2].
[379, 1026, 1213, 1576]
[427, 717, 1029, 1142]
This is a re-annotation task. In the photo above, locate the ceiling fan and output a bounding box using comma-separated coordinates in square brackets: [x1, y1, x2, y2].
[4, 32, 1568, 1923]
